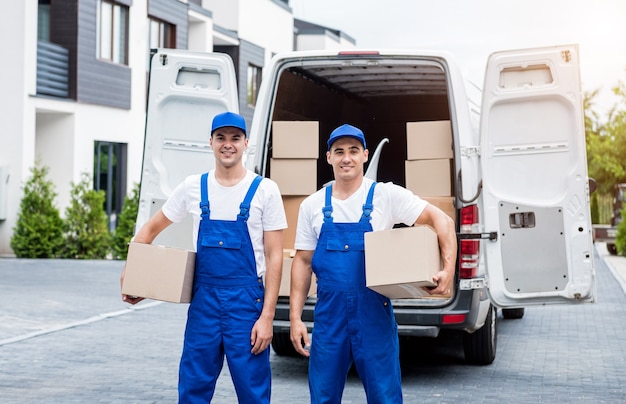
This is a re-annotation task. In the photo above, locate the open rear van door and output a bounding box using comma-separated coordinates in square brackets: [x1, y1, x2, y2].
[480, 44, 595, 307]
[136, 49, 239, 250]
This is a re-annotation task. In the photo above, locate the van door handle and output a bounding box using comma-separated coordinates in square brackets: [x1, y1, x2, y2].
[457, 232, 498, 241]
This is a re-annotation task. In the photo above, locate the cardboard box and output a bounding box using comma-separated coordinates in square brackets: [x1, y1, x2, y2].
[365, 226, 440, 299]
[122, 242, 195, 303]
[405, 159, 452, 197]
[272, 121, 319, 158]
[282, 195, 307, 249]
[423, 196, 456, 221]
[279, 250, 317, 297]
[406, 121, 453, 160]
[270, 158, 317, 195]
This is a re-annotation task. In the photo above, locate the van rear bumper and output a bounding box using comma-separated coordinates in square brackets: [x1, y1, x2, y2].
[273, 287, 490, 338]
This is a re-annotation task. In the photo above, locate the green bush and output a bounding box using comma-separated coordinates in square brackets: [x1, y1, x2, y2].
[112, 182, 140, 260]
[615, 208, 626, 256]
[10, 161, 64, 258]
[61, 172, 111, 259]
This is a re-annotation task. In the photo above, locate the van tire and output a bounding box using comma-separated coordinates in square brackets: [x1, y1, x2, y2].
[271, 331, 299, 357]
[463, 304, 497, 365]
[607, 243, 618, 255]
[502, 307, 525, 319]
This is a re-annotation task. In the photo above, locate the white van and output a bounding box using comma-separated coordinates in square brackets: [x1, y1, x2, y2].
[137, 45, 595, 365]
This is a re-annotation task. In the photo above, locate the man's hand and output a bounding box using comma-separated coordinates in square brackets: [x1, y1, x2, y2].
[290, 319, 311, 357]
[120, 268, 145, 305]
[427, 268, 454, 296]
[250, 315, 273, 355]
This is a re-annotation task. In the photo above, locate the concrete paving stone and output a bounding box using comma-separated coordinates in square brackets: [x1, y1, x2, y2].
[0, 243, 625, 402]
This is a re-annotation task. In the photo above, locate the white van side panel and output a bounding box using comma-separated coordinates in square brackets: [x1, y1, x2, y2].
[481, 45, 595, 306]
[137, 50, 239, 250]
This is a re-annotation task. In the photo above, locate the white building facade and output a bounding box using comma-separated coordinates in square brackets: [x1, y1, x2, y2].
[0, 0, 355, 256]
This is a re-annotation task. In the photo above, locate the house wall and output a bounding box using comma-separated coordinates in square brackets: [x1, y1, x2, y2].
[238, 40, 265, 126]
[148, 0, 189, 49]
[188, 6, 214, 52]
[203, 0, 240, 31]
[76, 0, 132, 109]
[296, 31, 357, 51]
[0, 0, 354, 256]
[238, 0, 293, 67]
[0, 0, 38, 255]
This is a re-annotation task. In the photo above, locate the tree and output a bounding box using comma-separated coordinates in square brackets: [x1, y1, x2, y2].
[585, 82, 626, 195]
[112, 182, 140, 260]
[10, 161, 64, 258]
[61, 172, 111, 259]
[585, 78, 626, 224]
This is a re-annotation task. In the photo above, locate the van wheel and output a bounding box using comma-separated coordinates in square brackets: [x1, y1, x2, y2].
[271, 331, 299, 357]
[463, 304, 497, 365]
[607, 243, 618, 255]
[502, 307, 525, 319]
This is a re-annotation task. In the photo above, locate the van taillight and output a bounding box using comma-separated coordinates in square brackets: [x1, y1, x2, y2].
[459, 205, 479, 279]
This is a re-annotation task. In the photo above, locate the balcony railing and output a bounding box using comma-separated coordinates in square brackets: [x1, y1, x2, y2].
[37, 40, 69, 98]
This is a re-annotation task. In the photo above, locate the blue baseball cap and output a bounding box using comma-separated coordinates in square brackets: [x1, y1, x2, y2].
[211, 112, 247, 136]
[327, 124, 366, 150]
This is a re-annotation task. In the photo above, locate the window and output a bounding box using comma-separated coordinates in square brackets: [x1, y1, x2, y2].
[94, 141, 127, 231]
[38, 0, 50, 41]
[247, 64, 262, 106]
[97, 0, 129, 64]
[149, 17, 175, 49]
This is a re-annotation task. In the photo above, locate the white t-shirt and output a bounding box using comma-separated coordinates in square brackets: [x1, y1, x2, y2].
[295, 178, 428, 251]
[161, 170, 287, 276]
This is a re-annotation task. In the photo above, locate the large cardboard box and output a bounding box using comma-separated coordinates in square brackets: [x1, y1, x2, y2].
[122, 242, 195, 303]
[423, 196, 456, 221]
[406, 121, 453, 160]
[282, 195, 307, 249]
[405, 159, 452, 197]
[365, 226, 440, 299]
[272, 121, 319, 158]
[271, 158, 317, 195]
[278, 250, 317, 297]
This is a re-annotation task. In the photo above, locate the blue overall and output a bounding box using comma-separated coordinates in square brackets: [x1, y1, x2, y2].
[309, 183, 402, 404]
[178, 173, 270, 403]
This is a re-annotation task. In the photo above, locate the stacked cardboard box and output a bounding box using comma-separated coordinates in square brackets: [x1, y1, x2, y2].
[279, 249, 317, 297]
[405, 121, 453, 197]
[270, 121, 319, 195]
[270, 121, 320, 297]
[422, 196, 456, 220]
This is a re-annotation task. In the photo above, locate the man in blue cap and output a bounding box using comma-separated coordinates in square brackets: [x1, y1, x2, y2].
[289, 123, 457, 403]
[121, 111, 287, 403]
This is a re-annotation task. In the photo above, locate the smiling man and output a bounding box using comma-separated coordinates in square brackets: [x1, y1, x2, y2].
[121, 112, 286, 403]
[289, 123, 457, 403]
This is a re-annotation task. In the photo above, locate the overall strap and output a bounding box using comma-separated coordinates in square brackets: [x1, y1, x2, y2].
[322, 184, 334, 223]
[199, 172, 210, 216]
[360, 182, 377, 222]
[238, 175, 264, 221]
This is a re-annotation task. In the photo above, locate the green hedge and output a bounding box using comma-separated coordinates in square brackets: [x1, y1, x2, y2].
[10, 161, 64, 258]
[11, 163, 139, 259]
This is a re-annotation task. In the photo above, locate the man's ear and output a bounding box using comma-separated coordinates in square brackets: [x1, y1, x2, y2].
[326, 150, 331, 165]
[364, 148, 369, 163]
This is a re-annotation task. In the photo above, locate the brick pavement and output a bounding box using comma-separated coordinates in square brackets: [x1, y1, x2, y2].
[0, 244, 625, 403]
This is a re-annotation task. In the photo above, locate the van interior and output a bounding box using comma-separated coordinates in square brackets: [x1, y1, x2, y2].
[267, 59, 453, 188]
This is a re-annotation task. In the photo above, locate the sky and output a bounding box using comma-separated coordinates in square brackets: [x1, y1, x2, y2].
[291, 0, 626, 119]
